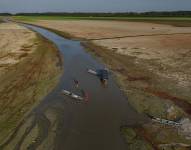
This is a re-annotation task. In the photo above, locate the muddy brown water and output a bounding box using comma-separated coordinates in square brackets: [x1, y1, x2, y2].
[2, 25, 147, 150]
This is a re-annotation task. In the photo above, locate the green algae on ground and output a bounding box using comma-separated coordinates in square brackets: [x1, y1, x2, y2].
[14, 16, 191, 27]
[0, 33, 62, 146]
[121, 127, 154, 150]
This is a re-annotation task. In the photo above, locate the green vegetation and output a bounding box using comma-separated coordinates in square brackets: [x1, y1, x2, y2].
[5, 11, 191, 25]
[121, 124, 191, 150]
[14, 15, 191, 21]
[0, 17, 3, 23]
[0, 13, 11, 16]
[13, 15, 191, 27]
[11, 11, 191, 26]
[121, 127, 154, 150]
[13, 11, 191, 17]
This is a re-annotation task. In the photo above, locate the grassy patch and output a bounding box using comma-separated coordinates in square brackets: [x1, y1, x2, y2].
[121, 124, 191, 150]
[0, 17, 3, 23]
[13, 16, 191, 21]
[0, 33, 62, 145]
[13, 16, 191, 27]
[121, 127, 154, 150]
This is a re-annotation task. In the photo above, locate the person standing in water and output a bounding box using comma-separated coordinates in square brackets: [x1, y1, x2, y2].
[73, 79, 89, 103]
[73, 79, 79, 88]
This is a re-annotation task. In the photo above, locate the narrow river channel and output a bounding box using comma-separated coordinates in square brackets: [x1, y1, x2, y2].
[2, 25, 147, 150]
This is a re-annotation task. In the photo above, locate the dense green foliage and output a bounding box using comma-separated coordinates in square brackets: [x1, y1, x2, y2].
[7, 11, 191, 27]
[0, 13, 12, 16]
[1, 11, 191, 17]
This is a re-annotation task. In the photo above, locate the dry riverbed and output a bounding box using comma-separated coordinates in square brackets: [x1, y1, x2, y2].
[17, 19, 191, 149]
[25, 20, 191, 40]
[0, 22, 62, 146]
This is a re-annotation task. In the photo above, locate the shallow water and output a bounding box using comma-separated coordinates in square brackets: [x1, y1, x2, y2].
[3, 25, 147, 150]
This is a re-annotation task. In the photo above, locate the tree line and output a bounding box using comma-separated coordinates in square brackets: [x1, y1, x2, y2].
[1, 11, 191, 17]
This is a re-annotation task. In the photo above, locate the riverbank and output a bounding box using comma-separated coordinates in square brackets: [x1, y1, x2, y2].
[82, 41, 191, 150]
[0, 22, 62, 145]
[13, 19, 191, 149]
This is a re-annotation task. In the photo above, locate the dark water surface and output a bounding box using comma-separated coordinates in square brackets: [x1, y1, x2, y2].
[7, 25, 147, 150]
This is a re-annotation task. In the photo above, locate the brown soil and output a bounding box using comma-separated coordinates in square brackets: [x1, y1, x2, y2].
[0, 23, 62, 145]
[134, 127, 159, 150]
[29, 20, 191, 39]
[0, 23, 36, 75]
[145, 88, 191, 114]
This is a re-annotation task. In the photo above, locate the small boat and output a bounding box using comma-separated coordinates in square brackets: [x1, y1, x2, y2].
[152, 117, 181, 126]
[87, 68, 109, 86]
[87, 68, 109, 79]
[146, 114, 181, 127]
[62, 90, 83, 100]
[87, 69, 98, 75]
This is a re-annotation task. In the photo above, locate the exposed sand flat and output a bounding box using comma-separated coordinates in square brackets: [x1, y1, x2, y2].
[33, 20, 191, 39]
[93, 34, 191, 61]
[94, 34, 191, 89]
[0, 23, 36, 74]
[0, 23, 61, 145]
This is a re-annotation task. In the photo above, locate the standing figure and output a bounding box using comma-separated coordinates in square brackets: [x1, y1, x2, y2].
[73, 79, 79, 88]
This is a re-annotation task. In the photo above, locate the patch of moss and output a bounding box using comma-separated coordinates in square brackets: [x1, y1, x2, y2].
[121, 128, 154, 150]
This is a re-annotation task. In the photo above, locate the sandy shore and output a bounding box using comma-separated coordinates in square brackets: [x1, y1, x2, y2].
[31, 20, 191, 39]
[0, 23, 36, 75]
[0, 22, 62, 145]
[94, 34, 191, 91]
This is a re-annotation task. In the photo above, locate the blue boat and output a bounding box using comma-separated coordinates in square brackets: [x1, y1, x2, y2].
[97, 69, 109, 81]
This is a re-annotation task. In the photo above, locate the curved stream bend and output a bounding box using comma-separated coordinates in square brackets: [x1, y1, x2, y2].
[2, 25, 147, 150]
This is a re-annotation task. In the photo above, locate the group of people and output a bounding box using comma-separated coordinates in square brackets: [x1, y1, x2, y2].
[68, 68, 109, 103]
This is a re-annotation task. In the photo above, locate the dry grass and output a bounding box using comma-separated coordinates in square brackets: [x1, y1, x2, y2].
[23, 20, 191, 40]
[0, 24, 62, 145]
[0, 23, 37, 75]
